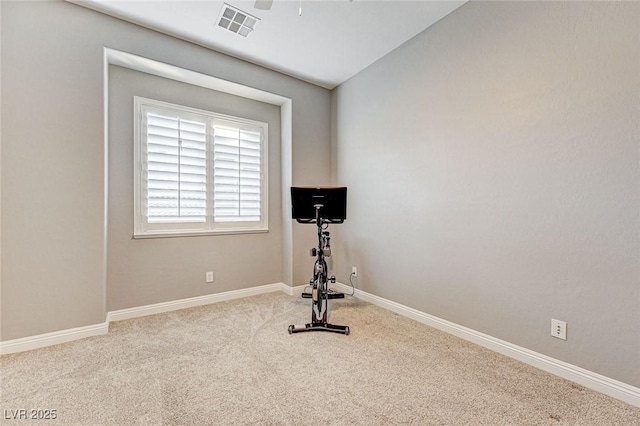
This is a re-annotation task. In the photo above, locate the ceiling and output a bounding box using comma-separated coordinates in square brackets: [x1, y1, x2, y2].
[71, 0, 467, 89]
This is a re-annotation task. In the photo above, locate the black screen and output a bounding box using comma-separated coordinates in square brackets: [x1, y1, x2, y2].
[291, 187, 347, 223]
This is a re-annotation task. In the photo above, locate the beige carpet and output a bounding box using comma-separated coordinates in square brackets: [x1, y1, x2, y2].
[1, 292, 639, 425]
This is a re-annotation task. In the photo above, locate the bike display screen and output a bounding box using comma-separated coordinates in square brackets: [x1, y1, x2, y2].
[291, 186, 347, 223]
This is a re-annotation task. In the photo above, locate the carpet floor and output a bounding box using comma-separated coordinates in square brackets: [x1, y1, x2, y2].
[1, 292, 639, 425]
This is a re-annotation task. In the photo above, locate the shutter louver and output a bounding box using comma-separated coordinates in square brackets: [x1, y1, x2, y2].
[146, 113, 207, 223]
[213, 125, 262, 222]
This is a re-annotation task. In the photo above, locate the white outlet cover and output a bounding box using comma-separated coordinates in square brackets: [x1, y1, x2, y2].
[551, 319, 567, 340]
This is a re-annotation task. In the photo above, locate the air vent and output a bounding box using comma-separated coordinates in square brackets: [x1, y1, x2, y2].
[217, 3, 260, 38]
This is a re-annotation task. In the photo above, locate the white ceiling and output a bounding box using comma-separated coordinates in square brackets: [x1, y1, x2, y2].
[71, 0, 467, 89]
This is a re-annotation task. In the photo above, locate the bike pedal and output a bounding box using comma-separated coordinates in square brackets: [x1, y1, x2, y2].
[326, 289, 345, 299]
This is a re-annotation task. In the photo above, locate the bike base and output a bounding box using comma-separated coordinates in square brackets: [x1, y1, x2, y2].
[288, 322, 350, 335]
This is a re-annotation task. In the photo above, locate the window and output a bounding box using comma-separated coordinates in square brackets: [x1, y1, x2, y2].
[133, 97, 268, 237]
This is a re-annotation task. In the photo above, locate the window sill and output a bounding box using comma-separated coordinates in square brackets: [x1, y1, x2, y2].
[132, 228, 269, 239]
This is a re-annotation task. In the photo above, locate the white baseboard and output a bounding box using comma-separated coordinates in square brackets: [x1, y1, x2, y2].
[107, 282, 287, 322]
[1, 282, 289, 355]
[281, 284, 308, 296]
[4, 281, 638, 408]
[0, 322, 109, 355]
[333, 282, 640, 408]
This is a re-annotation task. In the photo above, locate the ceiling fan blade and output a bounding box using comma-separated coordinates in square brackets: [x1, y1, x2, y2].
[254, 0, 273, 10]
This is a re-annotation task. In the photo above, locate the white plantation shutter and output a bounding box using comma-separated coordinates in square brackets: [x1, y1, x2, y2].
[146, 113, 207, 223]
[213, 123, 262, 222]
[134, 97, 268, 237]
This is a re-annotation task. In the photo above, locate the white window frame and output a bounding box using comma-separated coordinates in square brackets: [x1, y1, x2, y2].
[133, 97, 268, 238]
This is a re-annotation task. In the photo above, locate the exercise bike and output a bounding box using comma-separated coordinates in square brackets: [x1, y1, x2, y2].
[288, 187, 350, 335]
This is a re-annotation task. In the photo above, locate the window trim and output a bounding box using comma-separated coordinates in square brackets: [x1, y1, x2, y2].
[133, 97, 269, 238]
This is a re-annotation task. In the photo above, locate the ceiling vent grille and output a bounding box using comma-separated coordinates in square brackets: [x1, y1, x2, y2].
[217, 3, 260, 38]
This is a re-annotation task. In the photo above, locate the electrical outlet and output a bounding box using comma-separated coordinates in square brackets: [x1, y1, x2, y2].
[352, 266, 358, 278]
[551, 319, 567, 340]
[206, 271, 214, 283]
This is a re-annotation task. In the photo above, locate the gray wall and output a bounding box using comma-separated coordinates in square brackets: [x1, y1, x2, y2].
[1, 0, 331, 340]
[332, 1, 639, 387]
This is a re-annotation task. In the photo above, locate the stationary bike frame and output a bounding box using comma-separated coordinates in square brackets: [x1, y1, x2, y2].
[288, 204, 349, 335]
